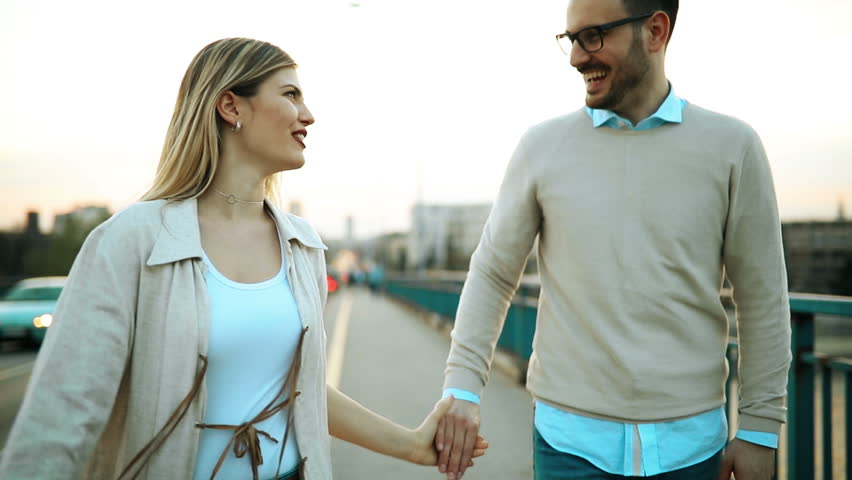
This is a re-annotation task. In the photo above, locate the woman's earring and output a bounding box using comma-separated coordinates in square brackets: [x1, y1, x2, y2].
[232, 120, 242, 133]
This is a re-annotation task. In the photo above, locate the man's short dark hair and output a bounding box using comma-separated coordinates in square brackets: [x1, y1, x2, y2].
[622, 0, 678, 43]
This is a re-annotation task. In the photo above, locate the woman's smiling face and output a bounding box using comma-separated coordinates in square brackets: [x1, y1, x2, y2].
[234, 67, 315, 173]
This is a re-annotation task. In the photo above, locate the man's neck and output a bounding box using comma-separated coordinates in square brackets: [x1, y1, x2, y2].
[612, 76, 670, 125]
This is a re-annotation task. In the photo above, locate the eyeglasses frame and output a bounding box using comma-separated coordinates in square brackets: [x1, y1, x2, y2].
[556, 13, 654, 55]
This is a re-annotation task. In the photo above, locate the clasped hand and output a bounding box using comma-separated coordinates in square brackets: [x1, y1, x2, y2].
[433, 398, 482, 479]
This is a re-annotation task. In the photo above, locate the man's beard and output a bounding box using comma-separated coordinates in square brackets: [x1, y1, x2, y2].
[587, 34, 651, 111]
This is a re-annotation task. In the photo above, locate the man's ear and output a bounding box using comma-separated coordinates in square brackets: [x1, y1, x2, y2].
[216, 91, 241, 130]
[646, 11, 671, 53]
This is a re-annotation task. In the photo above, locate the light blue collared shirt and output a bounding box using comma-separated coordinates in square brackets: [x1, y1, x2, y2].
[444, 86, 778, 476]
[585, 86, 686, 130]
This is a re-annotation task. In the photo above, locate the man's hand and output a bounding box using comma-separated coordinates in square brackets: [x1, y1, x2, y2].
[435, 398, 481, 479]
[409, 396, 489, 466]
[718, 438, 776, 480]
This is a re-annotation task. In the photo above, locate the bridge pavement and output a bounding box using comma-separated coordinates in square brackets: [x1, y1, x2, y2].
[326, 287, 534, 479]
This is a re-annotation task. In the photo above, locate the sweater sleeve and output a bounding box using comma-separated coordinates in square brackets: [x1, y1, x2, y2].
[0, 224, 135, 478]
[722, 128, 792, 435]
[443, 134, 542, 396]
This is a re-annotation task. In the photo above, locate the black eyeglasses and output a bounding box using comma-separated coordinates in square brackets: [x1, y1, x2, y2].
[556, 13, 653, 54]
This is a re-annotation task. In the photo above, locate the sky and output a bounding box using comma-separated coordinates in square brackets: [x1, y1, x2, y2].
[1, 0, 851, 239]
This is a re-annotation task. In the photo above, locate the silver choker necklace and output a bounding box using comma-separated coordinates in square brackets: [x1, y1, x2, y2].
[212, 188, 264, 205]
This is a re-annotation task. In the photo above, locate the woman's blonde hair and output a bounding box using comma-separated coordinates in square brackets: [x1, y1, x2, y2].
[141, 38, 297, 204]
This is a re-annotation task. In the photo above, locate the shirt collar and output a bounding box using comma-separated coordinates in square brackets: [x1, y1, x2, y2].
[585, 84, 686, 130]
[146, 197, 326, 267]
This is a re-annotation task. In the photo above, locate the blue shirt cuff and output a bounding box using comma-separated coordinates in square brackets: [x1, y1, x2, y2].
[443, 388, 481, 405]
[736, 429, 778, 449]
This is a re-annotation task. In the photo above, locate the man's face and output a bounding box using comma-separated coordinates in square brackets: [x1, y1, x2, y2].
[566, 0, 651, 111]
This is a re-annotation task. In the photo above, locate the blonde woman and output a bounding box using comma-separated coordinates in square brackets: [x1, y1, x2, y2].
[0, 38, 487, 480]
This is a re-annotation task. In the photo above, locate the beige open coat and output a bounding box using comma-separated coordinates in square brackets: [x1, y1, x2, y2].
[0, 198, 333, 479]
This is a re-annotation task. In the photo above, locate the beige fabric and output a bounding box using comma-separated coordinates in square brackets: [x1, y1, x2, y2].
[444, 104, 792, 435]
[0, 198, 333, 480]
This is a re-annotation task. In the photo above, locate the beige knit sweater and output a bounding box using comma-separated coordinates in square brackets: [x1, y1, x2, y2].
[444, 104, 792, 435]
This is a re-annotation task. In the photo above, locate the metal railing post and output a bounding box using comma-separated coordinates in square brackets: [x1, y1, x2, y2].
[515, 285, 529, 384]
[788, 312, 815, 480]
[821, 362, 832, 480]
[846, 370, 852, 480]
[725, 344, 738, 422]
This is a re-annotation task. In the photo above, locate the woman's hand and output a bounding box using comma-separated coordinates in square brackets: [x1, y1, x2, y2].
[327, 387, 488, 467]
[408, 396, 490, 466]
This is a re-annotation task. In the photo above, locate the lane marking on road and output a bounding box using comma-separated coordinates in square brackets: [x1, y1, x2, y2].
[326, 292, 353, 389]
[0, 361, 35, 383]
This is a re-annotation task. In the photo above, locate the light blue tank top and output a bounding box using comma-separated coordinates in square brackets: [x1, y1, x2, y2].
[193, 227, 302, 480]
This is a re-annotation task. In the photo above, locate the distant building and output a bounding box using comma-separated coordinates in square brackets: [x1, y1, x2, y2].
[410, 203, 492, 271]
[53, 206, 111, 235]
[782, 217, 852, 295]
[345, 215, 355, 243]
[366, 232, 409, 271]
[0, 206, 113, 287]
[24, 212, 40, 236]
[0, 211, 47, 290]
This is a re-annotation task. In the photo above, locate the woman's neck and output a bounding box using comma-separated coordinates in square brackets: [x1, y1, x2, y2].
[197, 177, 268, 222]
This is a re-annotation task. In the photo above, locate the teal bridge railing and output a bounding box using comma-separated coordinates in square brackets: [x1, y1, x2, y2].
[383, 274, 852, 480]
